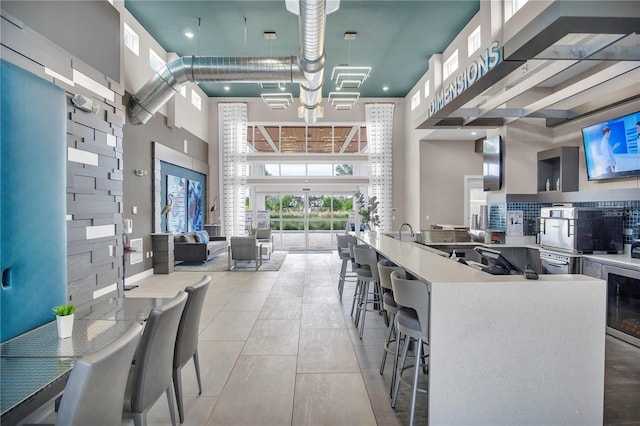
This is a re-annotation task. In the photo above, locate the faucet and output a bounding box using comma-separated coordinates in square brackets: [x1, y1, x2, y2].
[398, 223, 415, 241]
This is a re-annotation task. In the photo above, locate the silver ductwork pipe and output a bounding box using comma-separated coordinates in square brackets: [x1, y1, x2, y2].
[128, 0, 337, 125]
[129, 56, 305, 125]
[296, 0, 327, 124]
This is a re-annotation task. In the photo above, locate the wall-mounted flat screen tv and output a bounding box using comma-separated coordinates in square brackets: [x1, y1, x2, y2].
[582, 111, 640, 181]
[483, 135, 502, 191]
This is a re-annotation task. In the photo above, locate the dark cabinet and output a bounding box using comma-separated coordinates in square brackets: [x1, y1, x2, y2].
[537, 146, 579, 193]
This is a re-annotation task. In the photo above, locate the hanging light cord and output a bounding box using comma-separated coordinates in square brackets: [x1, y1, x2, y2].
[244, 16, 247, 54]
[197, 17, 202, 56]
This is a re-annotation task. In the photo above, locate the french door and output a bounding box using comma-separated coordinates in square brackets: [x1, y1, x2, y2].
[257, 191, 351, 250]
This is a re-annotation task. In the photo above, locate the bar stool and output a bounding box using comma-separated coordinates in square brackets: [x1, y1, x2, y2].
[336, 234, 357, 301]
[377, 259, 404, 396]
[349, 243, 370, 319]
[353, 245, 383, 339]
[390, 269, 430, 426]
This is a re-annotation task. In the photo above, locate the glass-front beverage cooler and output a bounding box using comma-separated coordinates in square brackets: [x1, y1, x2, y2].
[605, 264, 640, 348]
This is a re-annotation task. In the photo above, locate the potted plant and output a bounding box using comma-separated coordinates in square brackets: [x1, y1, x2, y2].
[355, 191, 380, 231]
[53, 303, 75, 339]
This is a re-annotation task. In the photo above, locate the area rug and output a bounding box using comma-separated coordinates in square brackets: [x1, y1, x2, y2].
[174, 251, 287, 272]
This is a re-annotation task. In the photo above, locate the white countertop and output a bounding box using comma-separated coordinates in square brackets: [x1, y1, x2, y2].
[583, 253, 640, 270]
[357, 232, 601, 284]
[386, 233, 640, 269]
[355, 231, 606, 424]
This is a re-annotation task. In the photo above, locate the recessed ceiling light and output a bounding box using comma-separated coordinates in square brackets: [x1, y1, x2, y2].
[382, 86, 389, 91]
[224, 86, 230, 91]
[185, 31, 194, 39]
[471, 131, 477, 136]
[280, 85, 286, 91]
[336, 87, 342, 91]
[344, 32, 357, 41]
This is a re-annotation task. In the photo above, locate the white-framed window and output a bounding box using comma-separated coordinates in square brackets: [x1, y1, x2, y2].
[513, 0, 529, 14]
[506, 0, 529, 21]
[424, 80, 430, 99]
[123, 23, 139, 56]
[191, 90, 202, 110]
[179, 85, 186, 97]
[149, 48, 165, 72]
[443, 49, 459, 80]
[411, 91, 420, 111]
[468, 25, 481, 57]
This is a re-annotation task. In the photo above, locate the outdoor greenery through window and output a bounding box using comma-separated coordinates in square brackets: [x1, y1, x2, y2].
[262, 194, 352, 231]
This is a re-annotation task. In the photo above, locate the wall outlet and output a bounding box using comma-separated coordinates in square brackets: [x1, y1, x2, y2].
[132, 206, 137, 214]
[150, 251, 153, 257]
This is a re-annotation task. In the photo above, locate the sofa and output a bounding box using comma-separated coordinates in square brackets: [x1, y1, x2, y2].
[174, 231, 227, 263]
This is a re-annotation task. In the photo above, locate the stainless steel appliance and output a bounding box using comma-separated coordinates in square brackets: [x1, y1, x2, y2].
[539, 206, 624, 254]
[539, 250, 580, 274]
[603, 264, 640, 348]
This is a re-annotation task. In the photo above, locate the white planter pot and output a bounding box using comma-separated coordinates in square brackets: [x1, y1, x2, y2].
[56, 314, 74, 339]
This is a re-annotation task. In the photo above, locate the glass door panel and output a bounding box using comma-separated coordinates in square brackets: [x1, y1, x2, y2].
[307, 194, 331, 249]
[256, 191, 354, 250]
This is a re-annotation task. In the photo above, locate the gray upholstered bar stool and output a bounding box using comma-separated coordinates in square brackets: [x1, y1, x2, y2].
[336, 234, 357, 301]
[353, 245, 383, 339]
[390, 269, 430, 426]
[377, 259, 405, 395]
[348, 243, 369, 319]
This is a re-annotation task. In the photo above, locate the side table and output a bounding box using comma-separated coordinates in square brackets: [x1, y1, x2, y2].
[204, 224, 222, 237]
[151, 233, 174, 274]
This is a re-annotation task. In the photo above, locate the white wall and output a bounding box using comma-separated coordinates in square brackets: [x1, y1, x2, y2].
[116, 1, 209, 142]
[502, 119, 554, 194]
[420, 139, 483, 228]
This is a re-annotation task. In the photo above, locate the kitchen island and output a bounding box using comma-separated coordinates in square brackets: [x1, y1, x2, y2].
[358, 231, 606, 425]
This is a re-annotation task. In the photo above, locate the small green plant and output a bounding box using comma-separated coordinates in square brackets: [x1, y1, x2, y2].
[355, 191, 380, 229]
[52, 303, 75, 316]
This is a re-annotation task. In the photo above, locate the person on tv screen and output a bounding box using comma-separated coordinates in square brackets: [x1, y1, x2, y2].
[599, 126, 620, 174]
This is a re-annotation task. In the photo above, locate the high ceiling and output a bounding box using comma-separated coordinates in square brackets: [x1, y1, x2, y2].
[124, 0, 479, 99]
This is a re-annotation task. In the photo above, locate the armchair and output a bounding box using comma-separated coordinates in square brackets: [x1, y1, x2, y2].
[255, 228, 273, 259]
[228, 236, 262, 271]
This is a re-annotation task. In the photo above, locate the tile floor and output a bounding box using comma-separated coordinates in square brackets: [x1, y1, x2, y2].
[22, 252, 640, 425]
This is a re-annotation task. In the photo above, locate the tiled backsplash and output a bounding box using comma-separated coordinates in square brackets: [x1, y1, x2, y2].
[488, 200, 640, 244]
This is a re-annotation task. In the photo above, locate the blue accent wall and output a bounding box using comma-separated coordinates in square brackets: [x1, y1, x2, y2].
[1, 60, 67, 342]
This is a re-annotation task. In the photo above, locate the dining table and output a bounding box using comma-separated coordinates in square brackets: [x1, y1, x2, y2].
[0, 296, 169, 426]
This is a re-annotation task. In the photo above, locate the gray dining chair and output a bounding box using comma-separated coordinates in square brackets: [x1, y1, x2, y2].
[173, 275, 211, 423]
[53, 322, 143, 426]
[123, 291, 188, 426]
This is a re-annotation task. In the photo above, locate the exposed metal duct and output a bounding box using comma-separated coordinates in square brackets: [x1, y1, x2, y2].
[129, 56, 304, 125]
[128, 0, 338, 126]
[294, 0, 328, 124]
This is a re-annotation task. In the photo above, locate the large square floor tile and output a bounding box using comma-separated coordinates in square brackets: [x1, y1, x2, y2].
[292, 373, 377, 426]
[207, 355, 296, 425]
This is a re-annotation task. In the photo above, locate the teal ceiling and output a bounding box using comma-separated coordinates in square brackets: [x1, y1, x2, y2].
[125, 0, 479, 98]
